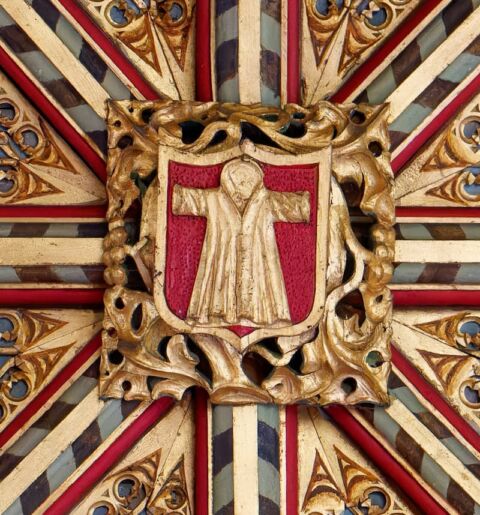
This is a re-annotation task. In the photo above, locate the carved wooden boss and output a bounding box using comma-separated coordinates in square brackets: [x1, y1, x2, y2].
[101, 100, 395, 405]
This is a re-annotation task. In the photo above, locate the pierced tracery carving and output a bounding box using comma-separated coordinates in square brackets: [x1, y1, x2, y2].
[101, 99, 395, 405]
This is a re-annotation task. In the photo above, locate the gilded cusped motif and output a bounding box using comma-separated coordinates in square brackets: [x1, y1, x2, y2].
[100, 100, 395, 405]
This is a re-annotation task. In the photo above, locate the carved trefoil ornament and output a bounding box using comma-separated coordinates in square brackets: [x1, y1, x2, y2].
[101, 100, 395, 405]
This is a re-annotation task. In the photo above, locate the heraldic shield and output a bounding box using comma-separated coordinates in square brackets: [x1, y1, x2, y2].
[154, 142, 331, 353]
[101, 100, 395, 405]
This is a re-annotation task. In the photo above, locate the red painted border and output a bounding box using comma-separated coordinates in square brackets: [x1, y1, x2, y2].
[57, 0, 159, 101]
[392, 70, 480, 174]
[0, 334, 101, 450]
[286, 405, 298, 515]
[45, 397, 174, 515]
[194, 388, 209, 515]
[331, 0, 447, 103]
[392, 346, 480, 454]
[0, 48, 106, 182]
[196, 0, 213, 102]
[287, 0, 301, 104]
[0, 289, 105, 306]
[393, 290, 480, 306]
[325, 405, 448, 515]
[0, 206, 107, 219]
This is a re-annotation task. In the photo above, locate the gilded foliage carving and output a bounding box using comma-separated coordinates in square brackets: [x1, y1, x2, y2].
[101, 99, 395, 405]
[302, 0, 420, 102]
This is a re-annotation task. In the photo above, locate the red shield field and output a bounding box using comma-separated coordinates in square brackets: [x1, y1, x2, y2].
[165, 160, 319, 336]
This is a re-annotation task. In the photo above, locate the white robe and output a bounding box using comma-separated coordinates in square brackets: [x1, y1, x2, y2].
[172, 173, 310, 327]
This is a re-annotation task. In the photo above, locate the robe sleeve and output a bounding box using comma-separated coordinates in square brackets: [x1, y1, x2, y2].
[269, 191, 310, 222]
[172, 185, 208, 216]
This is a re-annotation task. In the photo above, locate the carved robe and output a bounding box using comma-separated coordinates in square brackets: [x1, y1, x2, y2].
[172, 163, 310, 327]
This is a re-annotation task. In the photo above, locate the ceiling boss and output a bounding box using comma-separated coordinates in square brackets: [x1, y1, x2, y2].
[101, 100, 395, 405]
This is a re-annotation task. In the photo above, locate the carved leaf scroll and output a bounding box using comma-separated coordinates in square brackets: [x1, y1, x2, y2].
[100, 99, 395, 405]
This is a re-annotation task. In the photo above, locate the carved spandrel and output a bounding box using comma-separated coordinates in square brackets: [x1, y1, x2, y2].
[72, 397, 194, 514]
[101, 100, 395, 405]
[392, 311, 480, 431]
[0, 72, 106, 206]
[298, 406, 412, 514]
[0, 309, 102, 430]
[77, 0, 196, 100]
[395, 91, 480, 207]
[301, 0, 421, 103]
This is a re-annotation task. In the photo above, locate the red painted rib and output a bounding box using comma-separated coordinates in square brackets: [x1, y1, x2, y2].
[0, 206, 107, 219]
[194, 388, 209, 515]
[196, 0, 213, 102]
[393, 290, 480, 306]
[56, 0, 159, 101]
[0, 334, 101, 450]
[392, 69, 480, 174]
[0, 48, 106, 182]
[193, 7, 211, 513]
[396, 206, 480, 218]
[325, 405, 449, 515]
[286, 405, 298, 515]
[287, 0, 301, 104]
[45, 397, 175, 515]
[392, 346, 480, 453]
[0, 289, 105, 306]
[332, 0, 447, 103]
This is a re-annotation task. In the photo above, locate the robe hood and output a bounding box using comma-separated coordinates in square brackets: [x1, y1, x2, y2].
[220, 159, 264, 208]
